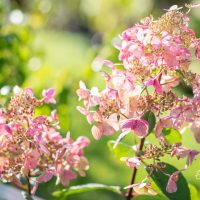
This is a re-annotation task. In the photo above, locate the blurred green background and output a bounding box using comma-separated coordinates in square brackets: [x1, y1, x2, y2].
[0, 0, 200, 199]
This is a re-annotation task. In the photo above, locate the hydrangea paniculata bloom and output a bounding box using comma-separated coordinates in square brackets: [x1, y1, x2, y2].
[0, 87, 90, 194]
[77, 5, 200, 196]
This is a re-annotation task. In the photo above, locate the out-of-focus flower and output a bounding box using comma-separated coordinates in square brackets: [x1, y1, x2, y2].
[0, 87, 90, 194]
[42, 88, 56, 104]
[124, 182, 157, 195]
[120, 157, 141, 169]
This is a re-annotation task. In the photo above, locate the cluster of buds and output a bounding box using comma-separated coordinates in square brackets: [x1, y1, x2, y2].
[0, 86, 90, 194]
[77, 5, 200, 195]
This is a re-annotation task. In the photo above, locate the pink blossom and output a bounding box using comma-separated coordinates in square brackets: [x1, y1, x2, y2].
[124, 182, 157, 195]
[42, 88, 56, 104]
[178, 48, 191, 60]
[121, 157, 141, 169]
[150, 35, 161, 49]
[91, 121, 116, 140]
[119, 41, 144, 66]
[163, 51, 179, 69]
[32, 170, 54, 194]
[57, 169, 77, 186]
[103, 60, 115, 69]
[91, 125, 102, 140]
[121, 118, 148, 138]
[195, 47, 200, 59]
[75, 157, 89, 176]
[0, 157, 8, 175]
[145, 74, 162, 94]
[37, 170, 54, 183]
[8, 144, 21, 153]
[0, 87, 90, 194]
[47, 128, 62, 143]
[77, 106, 93, 124]
[77, 81, 90, 100]
[24, 150, 40, 169]
[191, 121, 200, 143]
[25, 88, 34, 97]
[171, 144, 199, 166]
[49, 109, 59, 121]
[170, 103, 195, 123]
[74, 136, 90, 149]
[195, 39, 200, 59]
[160, 75, 179, 92]
[155, 117, 174, 139]
[187, 150, 199, 166]
[108, 66, 135, 91]
[166, 171, 180, 193]
[0, 109, 6, 123]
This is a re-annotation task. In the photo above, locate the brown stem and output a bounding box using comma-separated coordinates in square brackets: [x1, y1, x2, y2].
[125, 138, 145, 200]
[26, 173, 31, 195]
[11, 183, 27, 191]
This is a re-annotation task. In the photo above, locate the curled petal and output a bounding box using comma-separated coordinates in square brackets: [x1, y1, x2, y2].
[187, 150, 199, 166]
[42, 88, 56, 104]
[57, 169, 77, 186]
[77, 81, 90, 100]
[75, 136, 90, 148]
[121, 157, 141, 169]
[91, 125, 102, 140]
[166, 171, 179, 193]
[145, 74, 162, 94]
[25, 88, 34, 96]
[103, 60, 115, 69]
[121, 118, 148, 138]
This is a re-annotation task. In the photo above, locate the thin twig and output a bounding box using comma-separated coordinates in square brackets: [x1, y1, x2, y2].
[26, 172, 31, 195]
[125, 137, 145, 200]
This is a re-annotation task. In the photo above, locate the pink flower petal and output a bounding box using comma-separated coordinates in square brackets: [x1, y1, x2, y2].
[91, 125, 102, 140]
[121, 118, 148, 138]
[166, 171, 179, 193]
[42, 88, 56, 104]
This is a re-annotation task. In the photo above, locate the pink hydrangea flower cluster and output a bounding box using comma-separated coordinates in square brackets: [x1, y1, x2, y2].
[77, 7, 200, 195]
[0, 86, 90, 194]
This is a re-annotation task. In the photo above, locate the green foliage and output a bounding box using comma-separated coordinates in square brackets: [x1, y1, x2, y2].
[141, 110, 156, 134]
[188, 184, 199, 200]
[0, 2, 199, 200]
[21, 192, 34, 200]
[147, 163, 191, 200]
[133, 194, 169, 200]
[107, 140, 134, 159]
[52, 183, 122, 198]
[0, 25, 33, 87]
[113, 131, 130, 148]
[173, 81, 194, 98]
[162, 128, 182, 144]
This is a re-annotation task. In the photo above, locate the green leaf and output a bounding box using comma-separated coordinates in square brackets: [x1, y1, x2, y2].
[21, 192, 34, 200]
[146, 163, 191, 200]
[52, 183, 122, 198]
[113, 131, 130, 148]
[162, 128, 182, 144]
[172, 81, 193, 98]
[141, 110, 156, 134]
[107, 140, 134, 159]
[133, 194, 169, 200]
[188, 183, 199, 200]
